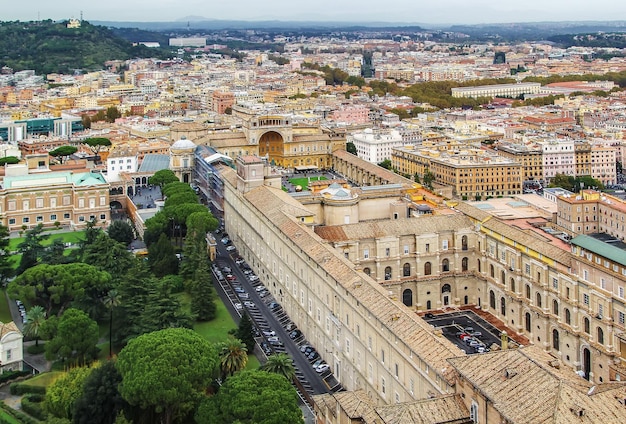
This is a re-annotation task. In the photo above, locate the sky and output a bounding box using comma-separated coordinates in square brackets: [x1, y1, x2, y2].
[5, 0, 626, 25]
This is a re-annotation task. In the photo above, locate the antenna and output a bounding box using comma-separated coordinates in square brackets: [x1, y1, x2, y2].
[80, 10, 83, 22]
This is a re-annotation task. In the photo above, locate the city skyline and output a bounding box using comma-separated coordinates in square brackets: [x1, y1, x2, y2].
[5, 0, 626, 26]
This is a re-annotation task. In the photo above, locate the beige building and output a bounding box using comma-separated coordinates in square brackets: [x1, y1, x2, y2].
[496, 143, 544, 182]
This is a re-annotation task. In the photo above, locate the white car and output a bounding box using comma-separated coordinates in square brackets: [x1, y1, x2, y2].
[226, 245, 237, 252]
[249, 275, 259, 282]
[244, 301, 256, 308]
[316, 364, 330, 374]
[234, 303, 243, 310]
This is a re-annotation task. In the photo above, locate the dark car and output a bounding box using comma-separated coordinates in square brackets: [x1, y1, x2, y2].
[289, 330, 302, 339]
[307, 351, 319, 361]
[269, 302, 281, 311]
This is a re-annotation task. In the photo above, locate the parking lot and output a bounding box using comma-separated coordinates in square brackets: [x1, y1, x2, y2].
[422, 309, 518, 354]
[211, 235, 340, 415]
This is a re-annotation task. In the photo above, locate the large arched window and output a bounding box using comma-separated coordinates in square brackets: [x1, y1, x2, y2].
[363, 267, 371, 276]
[477, 259, 481, 273]
[424, 262, 432, 275]
[510, 278, 516, 293]
[384, 266, 392, 280]
[501, 270, 506, 285]
[462, 235, 468, 251]
[402, 289, 413, 307]
[403, 263, 411, 277]
[552, 300, 559, 315]
[597, 327, 604, 345]
[490, 264, 495, 278]
[426, 300, 432, 309]
[501, 297, 506, 316]
[536, 293, 542, 308]
[525, 312, 531, 332]
[552, 329, 559, 350]
[565, 308, 571, 325]
[462, 257, 468, 271]
[584, 317, 590, 334]
[489, 291, 496, 309]
[464, 295, 469, 304]
[442, 258, 450, 272]
[526, 285, 531, 299]
[442, 284, 451, 293]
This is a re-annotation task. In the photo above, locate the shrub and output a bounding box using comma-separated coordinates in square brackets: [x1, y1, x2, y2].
[0, 370, 29, 384]
[9, 383, 46, 396]
[0, 402, 39, 424]
[27, 344, 46, 355]
[22, 395, 47, 421]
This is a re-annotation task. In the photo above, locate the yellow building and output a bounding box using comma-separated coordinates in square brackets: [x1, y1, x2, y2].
[496, 142, 544, 182]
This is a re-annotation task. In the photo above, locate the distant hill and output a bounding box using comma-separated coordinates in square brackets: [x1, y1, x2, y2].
[0, 20, 170, 75]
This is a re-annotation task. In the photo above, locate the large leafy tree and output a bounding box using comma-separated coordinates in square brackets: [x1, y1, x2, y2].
[190, 261, 217, 321]
[82, 137, 112, 157]
[49, 145, 78, 164]
[233, 312, 256, 353]
[218, 338, 248, 380]
[116, 328, 218, 424]
[9, 263, 111, 316]
[44, 366, 94, 420]
[148, 169, 179, 193]
[148, 233, 178, 277]
[107, 220, 134, 245]
[195, 370, 304, 424]
[23, 305, 46, 347]
[261, 353, 296, 381]
[72, 360, 128, 424]
[45, 308, 99, 366]
[0, 223, 12, 283]
[82, 233, 136, 279]
[16, 223, 49, 275]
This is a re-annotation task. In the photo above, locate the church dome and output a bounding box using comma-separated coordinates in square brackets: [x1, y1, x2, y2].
[171, 136, 196, 151]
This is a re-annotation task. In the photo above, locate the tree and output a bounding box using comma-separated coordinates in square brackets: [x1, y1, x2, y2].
[116, 328, 219, 424]
[378, 159, 392, 170]
[346, 141, 357, 155]
[72, 360, 128, 424]
[45, 308, 99, 366]
[548, 173, 576, 191]
[190, 261, 217, 321]
[261, 353, 296, 381]
[16, 223, 49, 275]
[414, 172, 421, 184]
[0, 156, 19, 165]
[234, 312, 255, 353]
[103, 290, 121, 358]
[107, 220, 134, 245]
[195, 370, 303, 424]
[82, 233, 136, 279]
[423, 170, 435, 189]
[9, 263, 111, 317]
[82, 137, 112, 157]
[219, 338, 248, 380]
[148, 233, 178, 277]
[105, 106, 121, 123]
[148, 169, 179, 193]
[44, 366, 94, 420]
[49, 145, 78, 164]
[0, 223, 12, 283]
[41, 238, 71, 265]
[23, 305, 46, 347]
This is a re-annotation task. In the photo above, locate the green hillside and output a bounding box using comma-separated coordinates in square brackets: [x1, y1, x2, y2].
[0, 20, 170, 74]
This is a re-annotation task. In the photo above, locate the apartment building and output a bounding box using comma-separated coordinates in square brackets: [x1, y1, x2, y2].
[496, 143, 543, 182]
[539, 139, 576, 184]
[451, 82, 541, 99]
[349, 129, 404, 163]
[590, 145, 616, 186]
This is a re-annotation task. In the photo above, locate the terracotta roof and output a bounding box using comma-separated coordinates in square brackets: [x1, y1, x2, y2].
[333, 149, 411, 185]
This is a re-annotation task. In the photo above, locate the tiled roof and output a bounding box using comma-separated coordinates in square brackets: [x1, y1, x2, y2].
[571, 234, 626, 267]
[138, 154, 169, 173]
[0, 321, 21, 339]
[333, 149, 411, 185]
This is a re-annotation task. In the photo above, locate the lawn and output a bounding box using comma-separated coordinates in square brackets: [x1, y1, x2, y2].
[0, 290, 13, 323]
[194, 300, 237, 344]
[288, 176, 327, 191]
[8, 230, 86, 252]
[24, 371, 64, 387]
[0, 410, 21, 424]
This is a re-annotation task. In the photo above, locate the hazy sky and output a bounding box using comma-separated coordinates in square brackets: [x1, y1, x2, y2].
[6, 0, 626, 25]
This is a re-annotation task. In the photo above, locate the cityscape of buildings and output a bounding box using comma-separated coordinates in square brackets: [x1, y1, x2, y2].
[2, 22, 626, 423]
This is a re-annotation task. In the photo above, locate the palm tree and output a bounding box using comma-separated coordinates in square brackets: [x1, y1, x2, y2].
[261, 353, 296, 381]
[102, 289, 121, 358]
[23, 306, 46, 347]
[219, 338, 248, 379]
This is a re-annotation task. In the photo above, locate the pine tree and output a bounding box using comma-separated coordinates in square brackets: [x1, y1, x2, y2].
[235, 313, 256, 353]
[191, 261, 216, 321]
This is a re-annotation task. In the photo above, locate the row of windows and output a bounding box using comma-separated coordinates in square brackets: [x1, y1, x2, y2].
[362, 258, 470, 279]
[7, 213, 106, 225]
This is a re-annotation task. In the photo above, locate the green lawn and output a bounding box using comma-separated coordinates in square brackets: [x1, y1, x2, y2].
[194, 300, 237, 344]
[288, 176, 327, 191]
[0, 290, 13, 323]
[0, 410, 21, 424]
[24, 371, 64, 387]
[8, 230, 86, 252]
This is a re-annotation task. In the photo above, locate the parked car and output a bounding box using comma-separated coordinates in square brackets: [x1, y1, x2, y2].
[300, 344, 311, 353]
[234, 303, 243, 310]
[307, 351, 319, 361]
[249, 275, 259, 282]
[237, 292, 249, 299]
[226, 274, 237, 281]
[289, 330, 302, 339]
[244, 301, 255, 308]
[226, 245, 237, 252]
[233, 286, 245, 293]
[269, 302, 281, 311]
[263, 330, 276, 337]
[316, 364, 330, 374]
[222, 266, 232, 273]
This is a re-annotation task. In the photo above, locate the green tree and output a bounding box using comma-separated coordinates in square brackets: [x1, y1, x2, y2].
[0, 223, 12, 283]
[233, 312, 255, 353]
[49, 145, 78, 164]
[41, 238, 71, 265]
[103, 290, 121, 358]
[117, 328, 219, 424]
[261, 353, 296, 381]
[82, 233, 136, 279]
[107, 220, 134, 245]
[148, 169, 179, 193]
[414, 172, 421, 184]
[72, 360, 128, 424]
[219, 338, 248, 380]
[346, 141, 357, 155]
[148, 233, 178, 277]
[548, 173, 576, 191]
[378, 159, 392, 170]
[423, 170, 436, 189]
[190, 261, 217, 321]
[45, 308, 99, 366]
[45, 366, 94, 420]
[0, 156, 19, 165]
[575, 175, 605, 191]
[82, 137, 112, 157]
[23, 305, 46, 347]
[105, 107, 121, 123]
[16, 223, 49, 275]
[195, 370, 303, 424]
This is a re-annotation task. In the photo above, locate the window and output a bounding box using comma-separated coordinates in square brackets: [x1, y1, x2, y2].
[409, 378, 414, 395]
[619, 287, 624, 299]
[536, 293, 542, 308]
[381, 349, 385, 364]
[470, 400, 479, 423]
[63, 213, 70, 219]
[384, 267, 392, 281]
[553, 300, 559, 315]
[385, 247, 390, 257]
[552, 278, 558, 290]
[6, 349, 11, 361]
[50, 214, 57, 221]
[395, 363, 399, 378]
[552, 329, 559, 350]
[36, 198, 44, 208]
[424, 262, 432, 275]
[404, 245, 409, 255]
[345, 339, 350, 354]
[381, 377, 386, 394]
[510, 278, 516, 292]
[526, 285, 531, 299]
[462, 235, 468, 251]
[425, 243, 430, 252]
[403, 263, 411, 277]
[442, 258, 449, 272]
[462, 257, 468, 271]
[100, 214, 106, 220]
[8, 219, 15, 225]
[619, 311, 625, 325]
[597, 327, 604, 344]
[525, 312, 531, 332]
[363, 249, 369, 259]
[565, 308, 571, 325]
[22, 217, 29, 223]
[402, 289, 413, 307]
[442, 240, 448, 250]
[525, 263, 531, 274]
[584, 317, 590, 334]
[583, 294, 590, 306]
[489, 291, 496, 309]
[36, 216, 43, 222]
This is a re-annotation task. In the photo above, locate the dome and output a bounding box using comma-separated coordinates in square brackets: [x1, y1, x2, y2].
[171, 136, 196, 150]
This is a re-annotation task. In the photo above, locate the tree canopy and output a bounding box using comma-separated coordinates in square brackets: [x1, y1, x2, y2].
[196, 370, 303, 424]
[44, 365, 95, 420]
[49, 145, 78, 164]
[117, 328, 218, 424]
[149, 169, 179, 191]
[45, 308, 100, 366]
[82, 137, 112, 156]
[72, 360, 128, 424]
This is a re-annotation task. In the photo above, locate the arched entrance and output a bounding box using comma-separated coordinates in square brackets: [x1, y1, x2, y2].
[442, 284, 451, 306]
[258, 131, 285, 165]
[582, 347, 591, 380]
[402, 289, 413, 307]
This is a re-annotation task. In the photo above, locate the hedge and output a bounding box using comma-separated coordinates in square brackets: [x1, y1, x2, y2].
[21, 395, 47, 421]
[0, 371, 30, 385]
[0, 402, 39, 424]
[9, 383, 46, 396]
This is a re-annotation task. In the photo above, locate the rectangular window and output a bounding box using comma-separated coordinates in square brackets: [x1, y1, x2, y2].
[583, 270, 589, 281]
[22, 217, 29, 223]
[368, 363, 373, 382]
[442, 240, 448, 250]
[381, 377, 386, 394]
[583, 293, 590, 306]
[6, 349, 11, 361]
[78, 198, 85, 208]
[525, 264, 531, 275]
[368, 336, 372, 351]
[363, 249, 369, 259]
[598, 304, 604, 317]
[619, 287, 624, 299]
[385, 247, 390, 257]
[36, 216, 43, 222]
[404, 245, 409, 255]
[63, 213, 70, 219]
[345, 339, 350, 354]
[395, 363, 399, 378]
[381, 349, 385, 364]
[8, 201, 16, 211]
[50, 214, 57, 221]
[8, 219, 15, 225]
[601, 278, 606, 290]
[36, 198, 44, 208]
[619, 311, 625, 325]
[425, 243, 430, 252]
[552, 278, 558, 290]
[100, 214, 106, 220]
[63, 195, 71, 206]
[23, 200, 29, 211]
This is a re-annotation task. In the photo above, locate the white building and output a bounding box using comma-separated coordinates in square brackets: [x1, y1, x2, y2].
[107, 147, 138, 182]
[350, 128, 404, 163]
[538, 139, 576, 184]
[590, 145, 616, 186]
[0, 321, 23, 373]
